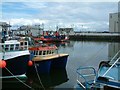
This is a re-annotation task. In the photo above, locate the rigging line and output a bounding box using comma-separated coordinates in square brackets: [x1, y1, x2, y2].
[5, 67, 32, 89]
[103, 57, 120, 77]
[109, 49, 120, 63]
[85, 44, 107, 65]
[34, 61, 45, 90]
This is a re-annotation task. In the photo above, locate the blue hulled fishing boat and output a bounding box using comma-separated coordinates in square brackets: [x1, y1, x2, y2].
[75, 50, 120, 90]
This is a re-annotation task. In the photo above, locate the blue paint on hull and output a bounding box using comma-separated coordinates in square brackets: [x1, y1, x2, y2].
[51, 55, 68, 69]
[27, 55, 68, 74]
[27, 60, 51, 74]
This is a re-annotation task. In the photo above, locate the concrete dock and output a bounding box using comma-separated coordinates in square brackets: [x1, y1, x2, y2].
[69, 32, 120, 42]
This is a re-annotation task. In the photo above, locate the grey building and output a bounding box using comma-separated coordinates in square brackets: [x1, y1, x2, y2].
[118, 1, 120, 33]
[0, 22, 11, 42]
[109, 1, 120, 33]
[58, 28, 74, 35]
[14, 24, 44, 37]
[109, 13, 119, 32]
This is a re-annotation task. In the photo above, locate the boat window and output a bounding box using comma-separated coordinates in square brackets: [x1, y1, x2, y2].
[10, 44, 14, 48]
[10, 44, 14, 51]
[43, 51, 46, 55]
[47, 50, 49, 55]
[5, 47, 9, 51]
[1, 45, 4, 48]
[20, 42, 23, 46]
[25, 42, 27, 45]
[36, 50, 38, 55]
[39, 51, 42, 55]
[48, 50, 51, 54]
[6, 45, 9, 48]
[15, 47, 19, 50]
[15, 44, 19, 50]
[10, 47, 14, 51]
[16, 44, 19, 47]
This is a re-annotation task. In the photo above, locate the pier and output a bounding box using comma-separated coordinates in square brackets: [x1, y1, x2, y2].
[69, 32, 120, 42]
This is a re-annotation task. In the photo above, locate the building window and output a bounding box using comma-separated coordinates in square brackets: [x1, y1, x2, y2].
[110, 15, 112, 18]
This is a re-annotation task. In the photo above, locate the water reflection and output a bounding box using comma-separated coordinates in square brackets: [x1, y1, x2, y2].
[2, 78, 29, 89]
[108, 42, 120, 60]
[26, 69, 69, 89]
[2, 68, 68, 89]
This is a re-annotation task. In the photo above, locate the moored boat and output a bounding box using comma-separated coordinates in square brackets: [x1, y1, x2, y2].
[27, 44, 69, 74]
[0, 40, 31, 78]
[75, 50, 120, 90]
[34, 31, 69, 43]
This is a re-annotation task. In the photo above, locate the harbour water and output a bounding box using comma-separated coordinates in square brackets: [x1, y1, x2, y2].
[2, 40, 120, 89]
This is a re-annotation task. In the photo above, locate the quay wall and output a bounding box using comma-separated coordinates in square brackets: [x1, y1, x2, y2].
[69, 34, 120, 42]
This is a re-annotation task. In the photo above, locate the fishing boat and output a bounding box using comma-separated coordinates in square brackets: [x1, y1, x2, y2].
[34, 31, 69, 43]
[27, 44, 69, 74]
[0, 39, 32, 78]
[75, 50, 120, 90]
[0, 23, 32, 78]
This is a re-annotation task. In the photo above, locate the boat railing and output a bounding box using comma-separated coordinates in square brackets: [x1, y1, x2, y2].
[102, 57, 120, 77]
[109, 49, 120, 65]
[30, 49, 58, 57]
[76, 51, 120, 89]
[95, 57, 120, 88]
[76, 67, 97, 89]
[0, 40, 28, 52]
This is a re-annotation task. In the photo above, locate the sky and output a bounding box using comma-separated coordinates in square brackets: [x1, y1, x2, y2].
[1, 0, 119, 31]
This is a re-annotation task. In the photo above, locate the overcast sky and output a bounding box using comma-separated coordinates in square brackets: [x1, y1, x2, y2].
[1, 1, 119, 31]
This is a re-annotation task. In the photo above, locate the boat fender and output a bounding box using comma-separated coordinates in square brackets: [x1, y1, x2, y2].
[28, 61, 33, 66]
[0, 60, 6, 68]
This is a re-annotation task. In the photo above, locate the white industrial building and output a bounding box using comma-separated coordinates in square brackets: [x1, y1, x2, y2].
[109, 1, 120, 33]
[109, 13, 119, 32]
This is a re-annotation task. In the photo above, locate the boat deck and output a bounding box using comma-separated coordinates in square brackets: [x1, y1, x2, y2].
[32, 54, 69, 61]
[96, 64, 120, 88]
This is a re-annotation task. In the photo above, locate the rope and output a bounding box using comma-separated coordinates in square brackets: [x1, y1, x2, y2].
[1, 32, 32, 89]
[5, 67, 32, 89]
[34, 61, 45, 90]
[30, 51, 45, 90]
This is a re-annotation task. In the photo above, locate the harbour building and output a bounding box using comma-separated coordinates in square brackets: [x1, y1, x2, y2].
[109, 1, 120, 33]
[109, 13, 119, 32]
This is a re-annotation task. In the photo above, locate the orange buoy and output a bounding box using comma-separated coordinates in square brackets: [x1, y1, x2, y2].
[28, 61, 33, 66]
[0, 60, 6, 68]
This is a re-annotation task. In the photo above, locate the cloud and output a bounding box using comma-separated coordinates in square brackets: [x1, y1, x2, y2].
[1, 2, 118, 31]
[1, 18, 48, 26]
[2, 0, 120, 2]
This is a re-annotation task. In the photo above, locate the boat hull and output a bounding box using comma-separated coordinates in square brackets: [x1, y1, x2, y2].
[51, 55, 68, 69]
[27, 54, 69, 74]
[27, 60, 51, 74]
[1, 55, 30, 77]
